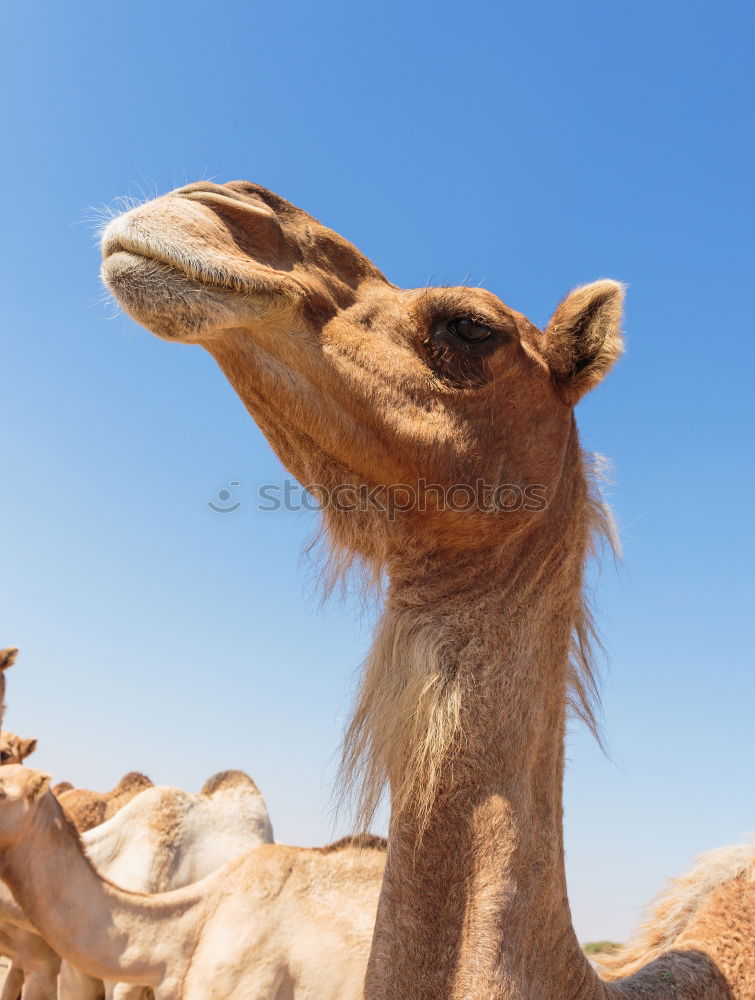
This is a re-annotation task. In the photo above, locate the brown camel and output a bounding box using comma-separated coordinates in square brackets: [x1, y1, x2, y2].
[101, 181, 754, 1000]
[0, 732, 37, 766]
[57, 772, 153, 832]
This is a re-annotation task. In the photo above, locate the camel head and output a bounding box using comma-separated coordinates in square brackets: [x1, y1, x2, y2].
[0, 732, 38, 766]
[102, 182, 624, 564]
[0, 765, 52, 846]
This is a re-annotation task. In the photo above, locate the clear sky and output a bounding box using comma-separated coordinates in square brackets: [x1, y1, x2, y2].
[1, 0, 753, 942]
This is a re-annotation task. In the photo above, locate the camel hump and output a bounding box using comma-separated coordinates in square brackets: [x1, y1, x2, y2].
[321, 834, 388, 853]
[595, 842, 755, 980]
[0, 648, 19, 672]
[52, 781, 74, 795]
[200, 769, 261, 796]
[114, 772, 153, 793]
[57, 789, 106, 832]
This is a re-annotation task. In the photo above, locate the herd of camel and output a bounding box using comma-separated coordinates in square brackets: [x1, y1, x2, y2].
[0, 647, 386, 999]
[3, 178, 752, 999]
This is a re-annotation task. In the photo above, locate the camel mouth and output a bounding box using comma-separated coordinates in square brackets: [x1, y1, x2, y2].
[99, 189, 309, 344]
[101, 234, 258, 297]
[100, 215, 303, 342]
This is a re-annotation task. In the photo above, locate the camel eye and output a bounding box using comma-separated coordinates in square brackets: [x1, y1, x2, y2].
[447, 317, 492, 343]
[0, 752, 9, 763]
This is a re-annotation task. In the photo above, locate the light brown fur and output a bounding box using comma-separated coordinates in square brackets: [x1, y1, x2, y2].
[597, 845, 755, 985]
[57, 772, 153, 832]
[101, 182, 752, 999]
[340, 459, 613, 836]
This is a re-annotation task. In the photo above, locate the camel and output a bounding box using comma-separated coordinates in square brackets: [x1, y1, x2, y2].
[0, 649, 18, 730]
[100, 180, 754, 1000]
[0, 766, 385, 1000]
[0, 771, 151, 997]
[57, 773, 154, 832]
[0, 733, 37, 767]
[0, 768, 274, 1000]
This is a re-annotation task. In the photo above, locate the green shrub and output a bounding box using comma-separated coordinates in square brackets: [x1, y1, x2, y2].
[583, 941, 621, 955]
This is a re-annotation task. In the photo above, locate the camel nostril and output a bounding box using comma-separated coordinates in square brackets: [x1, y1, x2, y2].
[174, 181, 233, 199]
[174, 185, 279, 223]
[174, 182, 259, 210]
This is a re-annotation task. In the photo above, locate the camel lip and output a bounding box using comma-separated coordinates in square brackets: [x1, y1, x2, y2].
[101, 235, 138, 262]
[101, 246, 150, 266]
[101, 232, 267, 298]
[101, 234, 213, 283]
[100, 244, 230, 295]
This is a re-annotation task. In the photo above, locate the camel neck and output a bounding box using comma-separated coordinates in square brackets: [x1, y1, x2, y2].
[366, 515, 600, 1000]
[363, 465, 733, 1000]
[0, 795, 197, 987]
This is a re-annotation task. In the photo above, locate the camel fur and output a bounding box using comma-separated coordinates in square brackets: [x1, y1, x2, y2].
[57, 773, 153, 832]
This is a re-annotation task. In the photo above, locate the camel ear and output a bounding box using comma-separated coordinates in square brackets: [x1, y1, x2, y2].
[544, 280, 625, 404]
[0, 648, 18, 673]
[20, 738, 37, 759]
[25, 772, 52, 801]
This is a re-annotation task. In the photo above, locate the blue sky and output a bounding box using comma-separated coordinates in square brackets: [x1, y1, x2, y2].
[2, 0, 753, 941]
